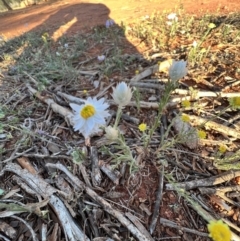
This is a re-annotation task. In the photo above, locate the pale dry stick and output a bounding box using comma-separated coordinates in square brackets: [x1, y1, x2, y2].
[95, 82, 115, 99]
[166, 170, 240, 191]
[98, 160, 120, 185]
[136, 87, 156, 94]
[46, 162, 152, 241]
[130, 59, 173, 83]
[149, 165, 164, 235]
[90, 146, 102, 187]
[130, 64, 159, 82]
[199, 185, 240, 195]
[3, 147, 35, 163]
[223, 80, 240, 92]
[173, 88, 240, 99]
[189, 115, 240, 139]
[12, 175, 42, 202]
[27, 84, 74, 126]
[79, 164, 93, 188]
[125, 212, 154, 241]
[108, 99, 177, 109]
[160, 218, 209, 237]
[12, 215, 39, 241]
[20, 153, 72, 160]
[41, 224, 47, 241]
[57, 91, 85, 104]
[0, 233, 11, 241]
[130, 82, 165, 90]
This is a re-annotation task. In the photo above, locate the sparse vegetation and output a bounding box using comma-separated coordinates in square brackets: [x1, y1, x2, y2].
[0, 7, 240, 241]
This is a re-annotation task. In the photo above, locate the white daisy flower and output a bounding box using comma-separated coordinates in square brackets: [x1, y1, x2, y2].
[112, 82, 132, 108]
[70, 97, 110, 139]
[97, 55, 105, 62]
[192, 40, 197, 48]
[169, 60, 187, 82]
[167, 13, 178, 21]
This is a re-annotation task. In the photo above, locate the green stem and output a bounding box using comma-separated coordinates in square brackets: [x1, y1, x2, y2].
[114, 107, 122, 129]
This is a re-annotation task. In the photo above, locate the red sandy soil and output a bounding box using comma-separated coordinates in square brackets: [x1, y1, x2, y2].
[0, 0, 240, 40]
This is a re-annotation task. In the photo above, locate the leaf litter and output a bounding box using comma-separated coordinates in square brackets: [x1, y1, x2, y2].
[0, 9, 240, 241]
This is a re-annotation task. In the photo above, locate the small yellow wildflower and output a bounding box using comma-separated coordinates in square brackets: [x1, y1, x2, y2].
[83, 90, 88, 94]
[181, 99, 191, 108]
[207, 220, 231, 241]
[197, 129, 206, 139]
[135, 70, 139, 75]
[138, 123, 147, 132]
[208, 23, 216, 29]
[228, 97, 240, 110]
[181, 114, 190, 123]
[42, 32, 49, 43]
[218, 145, 227, 154]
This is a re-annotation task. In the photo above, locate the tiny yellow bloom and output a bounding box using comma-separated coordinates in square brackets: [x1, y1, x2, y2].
[138, 123, 147, 132]
[181, 99, 191, 108]
[207, 220, 231, 241]
[228, 97, 240, 110]
[197, 129, 206, 139]
[181, 114, 190, 123]
[218, 145, 227, 154]
[135, 70, 139, 75]
[208, 23, 216, 29]
[83, 90, 88, 94]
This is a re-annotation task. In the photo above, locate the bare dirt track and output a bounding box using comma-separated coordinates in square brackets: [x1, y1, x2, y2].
[0, 0, 240, 40]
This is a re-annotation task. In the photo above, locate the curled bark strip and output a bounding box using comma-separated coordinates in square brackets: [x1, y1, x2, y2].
[46, 162, 152, 241]
[166, 170, 240, 191]
[149, 165, 164, 235]
[12, 215, 39, 241]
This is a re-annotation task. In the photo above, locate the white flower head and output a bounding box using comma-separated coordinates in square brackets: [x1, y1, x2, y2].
[167, 13, 178, 21]
[169, 60, 188, 82]
[192, 41, 197, 48]
[97, 55, 105, 62]
[70, 97, 110, 139]
[112, 82, 132, 108]
[105, 126, 119, 140]
[105, 19, 115, 28]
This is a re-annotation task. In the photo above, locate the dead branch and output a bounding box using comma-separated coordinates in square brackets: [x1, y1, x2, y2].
[46, 162, 153, 241]
[125, 212, 154, 241]
[160, 218, 208, 237]
[189, 115, 240, 139]
[166, 170, 240, 190]
[26, 84, 74, 126]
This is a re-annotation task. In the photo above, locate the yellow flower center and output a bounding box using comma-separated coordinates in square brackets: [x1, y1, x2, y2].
[80, 105, 95, 119]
